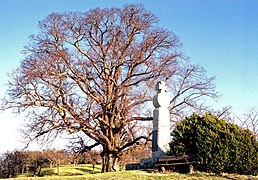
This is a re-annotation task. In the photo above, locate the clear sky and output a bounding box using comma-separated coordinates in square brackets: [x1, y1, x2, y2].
[0, 0, 257, 153]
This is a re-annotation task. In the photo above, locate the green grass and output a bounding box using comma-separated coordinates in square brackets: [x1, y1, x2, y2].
[10, 171, 227, 180]
[5, 164, 257, 180]
[16, 164, 101, 178]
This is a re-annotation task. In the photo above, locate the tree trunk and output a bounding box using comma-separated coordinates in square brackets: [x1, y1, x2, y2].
[49, 161, 53, 168]
[92, 164, 95, 173]
[57, 162, 60, 175]
[21, 164, 24, 175]
[101, 152, 118, 172]
[37, 166, 41, 177]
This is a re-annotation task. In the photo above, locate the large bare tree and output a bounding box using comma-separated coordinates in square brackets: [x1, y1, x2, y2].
[168, 63, 219, 124]
[1, 4, 217, 172]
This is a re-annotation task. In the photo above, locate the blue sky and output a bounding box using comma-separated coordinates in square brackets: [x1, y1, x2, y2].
[0, 0, 257, 152]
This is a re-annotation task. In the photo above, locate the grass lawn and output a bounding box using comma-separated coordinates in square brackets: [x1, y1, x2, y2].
[6, 164, 257, 180]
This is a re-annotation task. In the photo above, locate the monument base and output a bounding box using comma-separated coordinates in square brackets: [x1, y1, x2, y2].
[152, 149, 166, 162]
[125, 158, 154, 170]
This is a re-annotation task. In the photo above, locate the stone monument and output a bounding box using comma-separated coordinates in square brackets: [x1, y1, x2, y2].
[152, 81, 171, 161]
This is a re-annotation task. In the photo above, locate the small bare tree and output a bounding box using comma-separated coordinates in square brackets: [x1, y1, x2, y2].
[1, 4, 218, 172]
[239, 107, 258, 139]
[212, 106, 258, 140]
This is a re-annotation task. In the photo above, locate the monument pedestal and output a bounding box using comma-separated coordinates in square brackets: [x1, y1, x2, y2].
[152, 81, 171, 162]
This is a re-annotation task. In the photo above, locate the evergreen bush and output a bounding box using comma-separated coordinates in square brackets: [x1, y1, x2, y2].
[168, 113, 258, 175]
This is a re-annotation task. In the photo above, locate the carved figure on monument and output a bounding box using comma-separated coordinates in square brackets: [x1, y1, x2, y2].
[152, 81, 171, 161]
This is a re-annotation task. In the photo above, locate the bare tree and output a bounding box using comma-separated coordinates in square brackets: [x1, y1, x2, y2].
[168, 63, 219, 124]
[238, 107, 258, 140]
[211, 106, 258, 140]
[0, 151, 27, 178]
[1, 4, 217, 172]
[207, 106, 234, 122]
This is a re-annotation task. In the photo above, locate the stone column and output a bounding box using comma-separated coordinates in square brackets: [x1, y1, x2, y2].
[152, 81, 171, 161]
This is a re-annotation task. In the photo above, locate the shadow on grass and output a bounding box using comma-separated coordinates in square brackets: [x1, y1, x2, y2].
[38, 169, 55, 177]
[75, 164, 102, 174]
[75, 167, 96, 174]
[40, 166, 89, 177]
[59, 171, 85, 176]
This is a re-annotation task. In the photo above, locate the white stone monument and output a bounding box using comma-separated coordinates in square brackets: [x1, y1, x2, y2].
[152, 81, 171, 161]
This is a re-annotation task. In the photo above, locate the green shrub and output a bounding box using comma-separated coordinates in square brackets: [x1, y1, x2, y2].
[168, 113, 258, 175]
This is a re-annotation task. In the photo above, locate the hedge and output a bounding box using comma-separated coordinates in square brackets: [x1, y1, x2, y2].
[167, 113, 258, 175]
